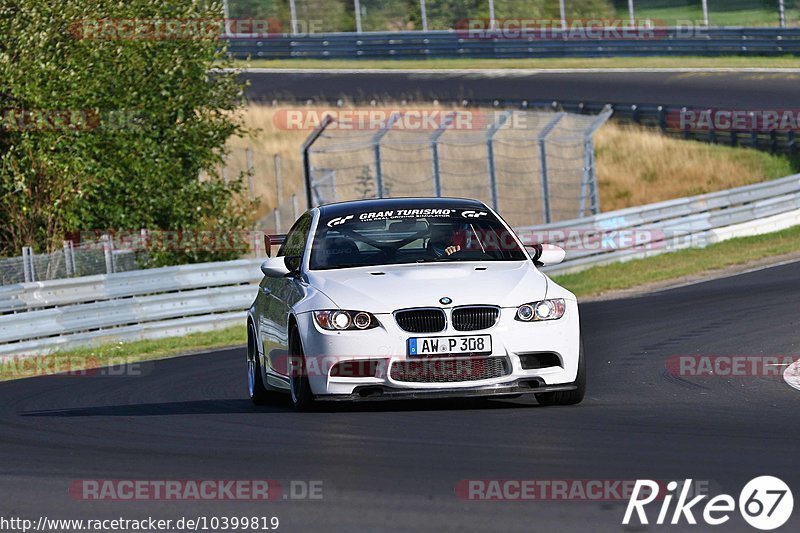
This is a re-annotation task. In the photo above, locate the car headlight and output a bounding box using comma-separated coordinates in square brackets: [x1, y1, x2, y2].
[516, 299, 566, 322]
[313, 310, 379, 331]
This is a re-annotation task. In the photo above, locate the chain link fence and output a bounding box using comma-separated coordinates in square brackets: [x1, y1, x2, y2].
[227, 0, 800, 32]
[303, 108, 612, 227]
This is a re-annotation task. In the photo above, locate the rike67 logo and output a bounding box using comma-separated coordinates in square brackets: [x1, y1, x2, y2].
[623, 477, 793, 530]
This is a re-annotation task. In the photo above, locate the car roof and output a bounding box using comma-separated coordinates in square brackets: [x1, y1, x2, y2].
[316, 197, 487, 218]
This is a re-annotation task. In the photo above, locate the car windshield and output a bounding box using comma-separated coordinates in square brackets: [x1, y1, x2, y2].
[310, 206, 527, 270]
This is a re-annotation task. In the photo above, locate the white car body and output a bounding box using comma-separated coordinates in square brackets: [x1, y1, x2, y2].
[247, 197, 584, 409]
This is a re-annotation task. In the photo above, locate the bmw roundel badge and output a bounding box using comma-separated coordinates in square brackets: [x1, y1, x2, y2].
[439, 297, 452, 305]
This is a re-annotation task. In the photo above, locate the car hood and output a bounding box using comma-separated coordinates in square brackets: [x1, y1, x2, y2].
[305, 261, 547, 314]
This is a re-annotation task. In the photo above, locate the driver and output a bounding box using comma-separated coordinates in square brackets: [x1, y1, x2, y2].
[428, 223, 466, 257]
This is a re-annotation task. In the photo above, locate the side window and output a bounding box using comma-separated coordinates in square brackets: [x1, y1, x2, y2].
[277, 213, 312, 267]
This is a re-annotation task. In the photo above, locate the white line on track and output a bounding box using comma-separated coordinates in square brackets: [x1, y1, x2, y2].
[227, 67, 800, 75]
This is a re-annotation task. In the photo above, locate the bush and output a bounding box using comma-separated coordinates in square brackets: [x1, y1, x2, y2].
[0, 0, 253, 265]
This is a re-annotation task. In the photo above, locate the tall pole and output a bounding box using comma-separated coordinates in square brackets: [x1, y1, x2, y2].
[488, 0, 496, 30]
[559, 0, 567, 32]
[779, 0, 786, 28]
[420, 0, 428, 31]
[627, 0, 635, 26]
[354, 0, 363, 33]
[289, 0, 298, 35]
[701, 0, 709, 26]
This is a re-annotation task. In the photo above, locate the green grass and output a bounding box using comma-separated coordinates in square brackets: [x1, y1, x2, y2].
[617, 5, 798, 27]
[0, 325, 246, 382]
[239, 56, 800, 70]
[553, 224, 800, 297]
[2, 224, 800, 381]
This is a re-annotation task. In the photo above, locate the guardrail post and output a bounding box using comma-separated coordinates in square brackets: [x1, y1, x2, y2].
[486, 111, 511, 211]
[63, 241, 75, 277]
[301, 115, 334, 208]
[537, 113, 565, 224]
[22, 247, 35, 282]
[430, 112, 455, 197]
[102, 235, 115, 275]
[371, 113, 401, 198]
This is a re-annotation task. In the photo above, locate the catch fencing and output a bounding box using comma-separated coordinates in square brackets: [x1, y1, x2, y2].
[303, 108, 612, 227]
[2, 172, 800, 357]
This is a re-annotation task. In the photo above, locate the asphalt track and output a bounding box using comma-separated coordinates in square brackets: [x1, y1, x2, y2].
[242, 69, 800, 108]
[2, 260, 800, 532]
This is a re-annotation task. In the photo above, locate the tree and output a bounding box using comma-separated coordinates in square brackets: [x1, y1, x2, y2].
[0, 0, 253, 265]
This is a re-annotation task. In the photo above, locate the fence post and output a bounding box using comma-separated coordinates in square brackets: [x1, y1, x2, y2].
[537, 113, 565, 224]
[63, 240, 75, 277]
[371, 113, 401, 198]
[354, 0, 363, 33]
[486, 111, 511, 212]
[102, 234, 115, 275]
[420, 0, 428, 31]
[291, 194, 298, 221]
[779, 0, 786, 28]
[430, 112, 455, 197]
[22, 247, 35, 282]
[221, 152, 229, 185]
[274, 153, 283, 204]
[289, 0, 298, 35]
[701, 0, 709, 26]
[301, 115, 334, 209]
[627, 0, 635, 26]
[274, 208, 281, 234]
[246, 147, 256, 201]
[580, 105, 614, 217]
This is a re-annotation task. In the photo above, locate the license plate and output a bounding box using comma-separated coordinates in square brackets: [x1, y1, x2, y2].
[407, 335, 492, 357]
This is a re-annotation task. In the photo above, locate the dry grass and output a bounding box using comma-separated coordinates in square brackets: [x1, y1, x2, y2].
[594, 123, 794, 211]
[228, 105, 794, 225]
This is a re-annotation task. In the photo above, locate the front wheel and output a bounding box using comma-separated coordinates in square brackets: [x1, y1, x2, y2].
[535, 342, 585, 406]
[289, 328, 316, 411]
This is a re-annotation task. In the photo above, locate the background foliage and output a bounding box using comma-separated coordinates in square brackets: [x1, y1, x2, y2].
[0, 0, 252, 265]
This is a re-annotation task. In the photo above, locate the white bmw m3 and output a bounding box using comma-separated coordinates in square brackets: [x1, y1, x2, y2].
[247, 197, 584, 410]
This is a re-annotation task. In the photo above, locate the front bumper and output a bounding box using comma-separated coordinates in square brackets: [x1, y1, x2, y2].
[291, 302, 581, 397]
[316, 378, 577, 402]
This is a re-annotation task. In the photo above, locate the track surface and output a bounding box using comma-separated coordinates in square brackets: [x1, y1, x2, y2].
[242, 70, 800, 108]
[2, 261, 799, 531]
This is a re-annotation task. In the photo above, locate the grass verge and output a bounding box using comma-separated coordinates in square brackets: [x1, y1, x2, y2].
[0, 326, 245, 382]
[3, 224, 800, 383]
[553, 224, 800, 297]
[239, 56, 800, 70]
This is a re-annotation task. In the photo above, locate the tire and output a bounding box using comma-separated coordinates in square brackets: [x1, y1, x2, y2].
[289, 328, 316, 411]
[248, 324, 271, 405]
[535, 342, 585, 406]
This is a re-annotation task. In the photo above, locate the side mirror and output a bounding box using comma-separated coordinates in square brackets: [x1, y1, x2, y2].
[260, 257, 291, 278]
[526, 244, 567, 266]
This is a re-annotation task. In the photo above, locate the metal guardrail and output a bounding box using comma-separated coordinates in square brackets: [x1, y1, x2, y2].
[2, 173, 800, 357]
[227, 27, 800, 59]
